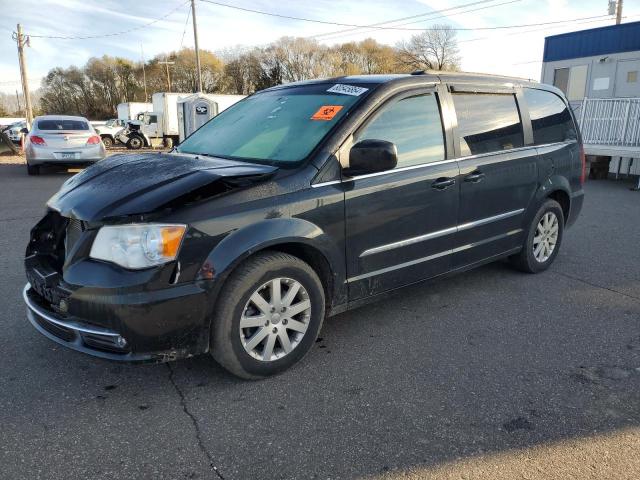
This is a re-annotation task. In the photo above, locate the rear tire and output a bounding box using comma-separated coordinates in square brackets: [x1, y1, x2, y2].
[510, 199, 564, 273]
[211, 251, 325, 380]
[26, 164, 40, 176]
[163, 137, 174, 149]
[126, 135, 144, 150]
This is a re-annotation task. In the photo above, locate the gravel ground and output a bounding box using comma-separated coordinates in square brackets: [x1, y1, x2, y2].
[0, 146, 167, 165]
[0, 165, 639, 480]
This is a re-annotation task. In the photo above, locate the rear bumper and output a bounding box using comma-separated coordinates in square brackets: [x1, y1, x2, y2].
[26, 143, 106, 164]
[567, 188, 584, 228]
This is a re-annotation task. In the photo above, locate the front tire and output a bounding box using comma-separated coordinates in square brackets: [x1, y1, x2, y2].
[510, 199, 564, 273]
[101, 136, 114, 148]
[211, 251, 325, 380]
[126, 135, 144, 150]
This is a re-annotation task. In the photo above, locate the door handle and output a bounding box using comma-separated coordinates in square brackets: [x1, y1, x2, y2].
[431, 177, 456, 190]
[464, 171, 485, 183]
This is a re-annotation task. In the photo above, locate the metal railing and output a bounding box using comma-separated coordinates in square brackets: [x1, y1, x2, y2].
[579, 97, 640, 147]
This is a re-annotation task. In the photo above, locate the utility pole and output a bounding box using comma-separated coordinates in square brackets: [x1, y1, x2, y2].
[158, 56, 175, 92]
[141, 45, 148, 102]
[191, 0, 203, 92]
[616, 0, 623, 24]
[12, 24, 33, 127]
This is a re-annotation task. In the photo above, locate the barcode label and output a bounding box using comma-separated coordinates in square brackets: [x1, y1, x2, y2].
[327, 84, 369, 96]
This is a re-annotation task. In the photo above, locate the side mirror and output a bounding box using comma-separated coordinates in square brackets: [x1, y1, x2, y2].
[344, 139, 398, 177]
[20, 128, 29, 134]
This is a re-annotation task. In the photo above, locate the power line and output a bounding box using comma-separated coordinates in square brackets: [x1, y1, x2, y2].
[460, 13, 625, 44]
[26, 0, 189, 40]
[314, 0, 523, 41]
[198, 0, 610, 32]
[311, 0, 509, 39]
[180, 2, 192, 48]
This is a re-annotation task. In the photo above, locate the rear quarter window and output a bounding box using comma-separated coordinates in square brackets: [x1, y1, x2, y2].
[37, 119, 89, 131]
[452, 93, 524, 156]
[523, 88, 577, 145]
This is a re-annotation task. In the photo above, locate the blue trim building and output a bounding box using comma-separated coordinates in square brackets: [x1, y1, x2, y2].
[541, 21, 640, 102]
[541, 22, 640, 179]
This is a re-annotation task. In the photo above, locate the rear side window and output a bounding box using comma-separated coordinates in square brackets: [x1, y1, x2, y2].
[524, 88, 577, 144]
[355, 93, 445, 168]
[452, 93, 524, 156]
[37, 119, 89, 131]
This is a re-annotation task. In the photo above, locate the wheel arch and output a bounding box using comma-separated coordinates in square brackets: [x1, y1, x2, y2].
[532, 175, 572, 224]
[203, 218, 347, 314]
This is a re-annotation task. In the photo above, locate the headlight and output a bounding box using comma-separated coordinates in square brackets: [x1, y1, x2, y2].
[90, 224, 186, 269]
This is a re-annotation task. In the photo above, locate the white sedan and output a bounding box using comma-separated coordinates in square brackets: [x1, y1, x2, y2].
[25, 115, 106, 175]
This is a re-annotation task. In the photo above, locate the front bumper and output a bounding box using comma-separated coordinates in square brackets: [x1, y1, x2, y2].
[24, 279, 212, 363]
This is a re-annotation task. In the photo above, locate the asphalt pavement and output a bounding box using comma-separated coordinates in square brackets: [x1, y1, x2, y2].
[1, 163, 639, 479]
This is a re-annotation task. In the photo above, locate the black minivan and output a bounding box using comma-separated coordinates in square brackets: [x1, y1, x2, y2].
[24, 72, 585, 379]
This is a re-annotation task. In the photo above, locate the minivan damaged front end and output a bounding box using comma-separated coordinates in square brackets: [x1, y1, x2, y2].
[23, 152, 278, 362]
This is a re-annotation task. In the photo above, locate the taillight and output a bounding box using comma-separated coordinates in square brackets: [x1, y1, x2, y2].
[86, 135, 101, 145]
[30, 135, 46, 145]
[579, 144, 586, 185]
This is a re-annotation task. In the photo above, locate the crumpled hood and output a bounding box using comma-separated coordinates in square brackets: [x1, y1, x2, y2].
[48, 152, 278, 221]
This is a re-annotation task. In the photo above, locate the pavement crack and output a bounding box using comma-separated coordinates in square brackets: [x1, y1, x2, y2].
[167, 363, 225, 480]
[551, 270, 640, 303]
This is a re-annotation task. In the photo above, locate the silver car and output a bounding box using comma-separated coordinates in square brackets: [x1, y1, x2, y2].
[25, 115, 106, 175]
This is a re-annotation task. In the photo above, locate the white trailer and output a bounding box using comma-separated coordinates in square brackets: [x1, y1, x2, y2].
[117, 102, 152, 122]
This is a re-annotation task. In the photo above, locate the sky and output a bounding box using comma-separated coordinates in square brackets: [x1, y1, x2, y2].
[0, 0, 637, 94]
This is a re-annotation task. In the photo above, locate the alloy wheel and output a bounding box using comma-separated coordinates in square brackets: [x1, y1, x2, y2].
[239, 277, 312, 362]
[533, 211, 559, 263]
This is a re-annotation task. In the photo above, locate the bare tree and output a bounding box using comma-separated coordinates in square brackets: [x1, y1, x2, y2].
[396, 24, 461, 71]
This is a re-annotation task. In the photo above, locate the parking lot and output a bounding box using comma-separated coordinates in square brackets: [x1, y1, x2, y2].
[1, 163, 639, 479]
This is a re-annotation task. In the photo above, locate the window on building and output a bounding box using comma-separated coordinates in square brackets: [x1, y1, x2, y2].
[553, 66, 588, 101]
[523, 88, 577, 145]
[355, 94, 445, 168]
[628, 71, 638, 83]
[553, 68, 570, 94]
[452, 93, 524, 156]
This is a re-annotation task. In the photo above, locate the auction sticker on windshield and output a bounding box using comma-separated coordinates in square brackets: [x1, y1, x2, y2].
[311, 105, 343, 121]
[326, 84, 368, 96]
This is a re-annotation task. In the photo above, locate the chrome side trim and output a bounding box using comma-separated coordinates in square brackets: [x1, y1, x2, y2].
[457, 208, 525, 232]
[312, 141, 575, 188]
[361, 226, 458, 257]
[23, 284, 120, 337]
[311, 179, 342, 188]
[347, 158, 458, 181]
[348, 249, 452, 283]
[360, 208, 524, 257]
[347, 229, 522, 283]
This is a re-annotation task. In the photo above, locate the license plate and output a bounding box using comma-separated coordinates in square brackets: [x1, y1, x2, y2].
[61, 152, 77, 159]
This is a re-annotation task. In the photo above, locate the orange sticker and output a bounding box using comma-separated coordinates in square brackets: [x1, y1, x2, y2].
[311, 105, 343, 121]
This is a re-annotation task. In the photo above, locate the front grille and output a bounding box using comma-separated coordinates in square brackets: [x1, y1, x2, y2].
[82, 333, 129, 354]
[65, 218, 84, 257]
[32, 310, 76, 342]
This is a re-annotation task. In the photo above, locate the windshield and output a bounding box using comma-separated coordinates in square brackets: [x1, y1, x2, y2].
[176, 83, 370, 165]
[38, 119, 89, 131]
